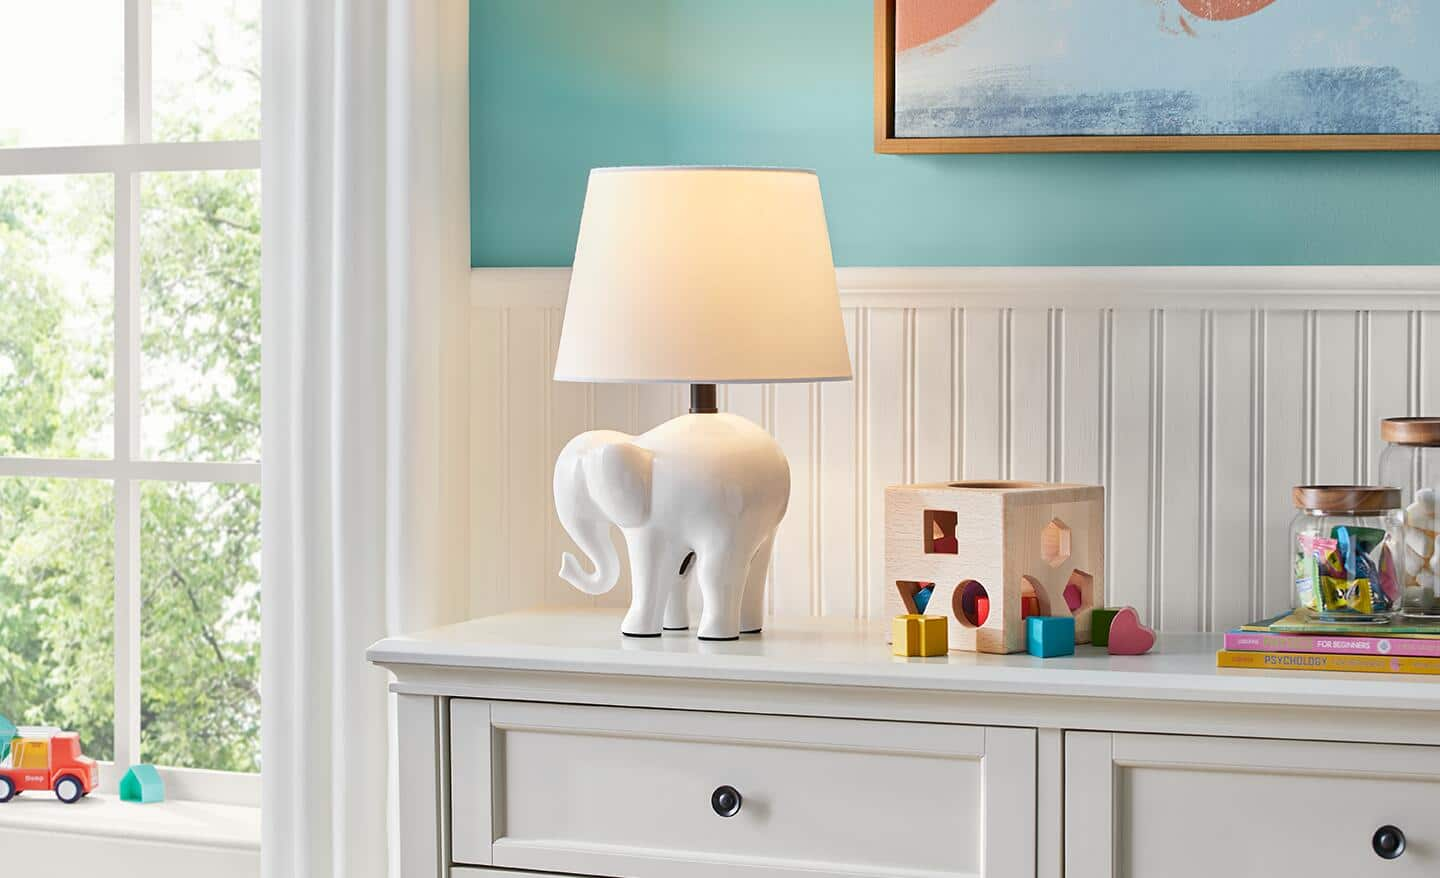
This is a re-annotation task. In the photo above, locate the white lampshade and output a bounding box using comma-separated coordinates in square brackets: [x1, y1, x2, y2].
[555, 167, 853, 384]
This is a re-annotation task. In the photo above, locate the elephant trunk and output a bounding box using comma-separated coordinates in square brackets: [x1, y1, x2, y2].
[558, 512, 621, 595]
[555, 430, 651, 596]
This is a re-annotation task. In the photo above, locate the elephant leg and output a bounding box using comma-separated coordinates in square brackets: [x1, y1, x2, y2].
[664, 552, 696, 630]
[696, 546, 750, 641]
[740, 535, 774, 635]
[621, 531, 685, 637]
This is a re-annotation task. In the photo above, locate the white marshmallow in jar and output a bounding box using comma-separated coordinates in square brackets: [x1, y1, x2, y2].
[1379, 417, 1440, 617]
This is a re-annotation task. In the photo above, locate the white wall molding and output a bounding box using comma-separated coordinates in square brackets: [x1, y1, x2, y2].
[470, 265, 1440, 635]
[472, 265, 1440, 311]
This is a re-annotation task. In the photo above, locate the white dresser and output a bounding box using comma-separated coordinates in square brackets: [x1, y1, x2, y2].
[368, 610, 1440, 878]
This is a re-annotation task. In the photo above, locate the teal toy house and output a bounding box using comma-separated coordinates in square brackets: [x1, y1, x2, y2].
[0, 714, 13, 763]
[120, 764, 165, 803]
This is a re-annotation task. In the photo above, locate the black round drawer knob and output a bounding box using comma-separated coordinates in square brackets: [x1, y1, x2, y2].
[710, 785, 742, 818]
[1373, 825, 1406, 860]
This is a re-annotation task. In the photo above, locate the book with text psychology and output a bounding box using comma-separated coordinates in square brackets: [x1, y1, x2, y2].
[1216, 649, 1440, 675]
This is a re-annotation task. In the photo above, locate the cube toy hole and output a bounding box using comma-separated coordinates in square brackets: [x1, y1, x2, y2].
[952, 580, 989, 628]
[895, 580, 935, 614]
[945, 480, 1047, 490]
[923, 510, 958, 554]
[1040, 518, 1072, 567]
[1065, 568, 1095, 614]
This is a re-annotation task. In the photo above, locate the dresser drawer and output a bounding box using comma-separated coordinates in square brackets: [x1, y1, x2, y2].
[1066, 732, 1440, 878]
[451, 700, 1035, 877]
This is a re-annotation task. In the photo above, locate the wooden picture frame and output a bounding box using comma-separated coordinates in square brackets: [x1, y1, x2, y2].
[874, 0, 1440, 154]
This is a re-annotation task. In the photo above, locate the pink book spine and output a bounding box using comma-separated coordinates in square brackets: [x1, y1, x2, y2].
[1224, 632, 1440, 658]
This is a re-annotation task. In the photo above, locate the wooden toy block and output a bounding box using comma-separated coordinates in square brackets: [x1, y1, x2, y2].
[969, 593, 990, 626]
[1026, 616, 1075, 658]
[891, 614, 949, 657]
[885, 480, 1105, 654]
[1106, 606, 1156, 656]
[1090, 607, 1121, 647]
[1020, 593, 1040, 619]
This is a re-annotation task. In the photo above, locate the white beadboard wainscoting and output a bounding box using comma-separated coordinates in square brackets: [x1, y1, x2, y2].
[469, 266, 1440, 635]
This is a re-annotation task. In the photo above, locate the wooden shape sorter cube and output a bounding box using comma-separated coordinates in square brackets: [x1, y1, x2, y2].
[885, 481, 1105, 654]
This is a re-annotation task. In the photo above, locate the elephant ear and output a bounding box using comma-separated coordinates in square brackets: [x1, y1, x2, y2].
[584, 441, 654, 528]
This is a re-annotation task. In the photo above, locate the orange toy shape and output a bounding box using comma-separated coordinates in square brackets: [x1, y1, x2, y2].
[1177, 0, 1278, 21]
[896, 0, 998, 51]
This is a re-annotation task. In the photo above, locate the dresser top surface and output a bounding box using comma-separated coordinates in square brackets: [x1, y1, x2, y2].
[367, 609, 1440, 712]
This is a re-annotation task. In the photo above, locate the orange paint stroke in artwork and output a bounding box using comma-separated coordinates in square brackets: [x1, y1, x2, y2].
[895, 0, 998, 51]
[1177, 0, 1278, 21]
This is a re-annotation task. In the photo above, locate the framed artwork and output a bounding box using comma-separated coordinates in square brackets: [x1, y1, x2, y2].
[875, 0, 1440, 153]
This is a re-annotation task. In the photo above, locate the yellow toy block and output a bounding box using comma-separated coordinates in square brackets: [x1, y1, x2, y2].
[891, 614, 948, 657]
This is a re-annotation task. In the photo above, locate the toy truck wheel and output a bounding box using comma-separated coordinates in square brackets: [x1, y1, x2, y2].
[0, 777, 14, 803]
[53, 775, 83, 804]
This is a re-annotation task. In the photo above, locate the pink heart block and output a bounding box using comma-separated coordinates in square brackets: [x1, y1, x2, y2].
[1106, 607, 1156, 656]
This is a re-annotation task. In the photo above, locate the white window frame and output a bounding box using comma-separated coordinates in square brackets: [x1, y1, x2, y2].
[0, 0, 259, 806]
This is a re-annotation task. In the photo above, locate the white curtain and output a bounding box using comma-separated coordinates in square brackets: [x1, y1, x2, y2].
[260, 1, 471, 876]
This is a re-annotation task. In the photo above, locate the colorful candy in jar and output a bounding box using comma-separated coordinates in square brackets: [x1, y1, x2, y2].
[1294, 526, 1395, 616]
[1318, 576, 1373, 614]
[1293, 532, 1332, 611]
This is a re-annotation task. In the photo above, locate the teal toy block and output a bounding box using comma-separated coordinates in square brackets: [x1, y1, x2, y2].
[1090, 607, 1120, 647]
[1026, 616, 1076, 658]
[0, 714, 12, 763]
[120, 764, 166, 803]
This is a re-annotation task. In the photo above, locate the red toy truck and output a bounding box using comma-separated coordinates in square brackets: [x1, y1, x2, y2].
[0, 726, 99, 804]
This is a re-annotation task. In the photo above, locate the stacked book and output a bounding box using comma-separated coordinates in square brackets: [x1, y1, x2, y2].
[1217, 612, 1440, 675]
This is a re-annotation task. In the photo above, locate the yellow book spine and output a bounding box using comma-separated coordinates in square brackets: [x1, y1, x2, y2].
[1217, 650, 1440, 675]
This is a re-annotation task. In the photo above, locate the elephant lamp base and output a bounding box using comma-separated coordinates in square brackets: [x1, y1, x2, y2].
[553, 405, 791, 642]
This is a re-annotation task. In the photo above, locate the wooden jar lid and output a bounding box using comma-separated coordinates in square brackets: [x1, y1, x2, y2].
[1380, 417, 1440, 446]
[1292, 485, 1400, 512]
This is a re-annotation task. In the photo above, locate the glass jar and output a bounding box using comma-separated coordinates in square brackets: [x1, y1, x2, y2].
[1379, 417, 1440, 617]
[1291, 485, 1402, 623]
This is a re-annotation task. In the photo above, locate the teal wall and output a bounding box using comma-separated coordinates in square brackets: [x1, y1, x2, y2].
[470, 0, 1440, 267]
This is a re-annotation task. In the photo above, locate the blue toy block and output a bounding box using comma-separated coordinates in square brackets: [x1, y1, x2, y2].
[1026, 616, 1076, 658]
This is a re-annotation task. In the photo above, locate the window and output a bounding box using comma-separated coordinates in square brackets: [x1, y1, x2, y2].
[0, 0, 260, 804]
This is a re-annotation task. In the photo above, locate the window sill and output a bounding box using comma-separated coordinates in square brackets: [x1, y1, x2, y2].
[0, 792, 258, 854]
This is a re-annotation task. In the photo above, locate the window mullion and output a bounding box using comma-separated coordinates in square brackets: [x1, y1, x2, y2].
[112, 481, 142, 773]
[115, 0, 151, 777]
[112, 166, 144, 774]
[124, 0, 152, 144]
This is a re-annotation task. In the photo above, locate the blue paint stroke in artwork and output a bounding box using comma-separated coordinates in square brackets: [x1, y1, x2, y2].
[1233, 67, 1439, 135]
[899, 83, 1200, 136]
[897, 67, 1440, 137]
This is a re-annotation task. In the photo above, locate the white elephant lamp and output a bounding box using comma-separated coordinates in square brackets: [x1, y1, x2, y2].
[554, 410, 789, 640]
[550, 166, 852, 640]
